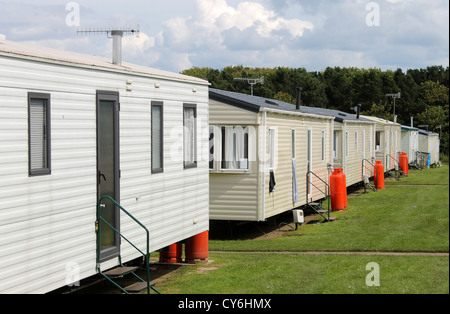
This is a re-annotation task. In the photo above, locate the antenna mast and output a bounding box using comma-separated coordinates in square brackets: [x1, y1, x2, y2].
[233, 76, 265, 96]
[77, 25, 140, 65]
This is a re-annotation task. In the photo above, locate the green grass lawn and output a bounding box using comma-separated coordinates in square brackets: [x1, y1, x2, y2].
[156, 166, 449, 294]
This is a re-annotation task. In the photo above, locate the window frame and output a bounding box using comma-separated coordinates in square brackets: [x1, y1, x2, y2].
[183, 103, 197, 169]
[151, 101, 164, 174]
[28, 92, 51, 177]
[219, 125, 250, 171]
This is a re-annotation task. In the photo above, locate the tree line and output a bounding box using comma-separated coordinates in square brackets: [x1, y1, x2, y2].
[182, 65, 449, 155]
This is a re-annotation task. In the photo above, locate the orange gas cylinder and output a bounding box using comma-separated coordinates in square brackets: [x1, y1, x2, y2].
[330, 169, 345, 212]
[374, 161, 385, 190]
[185, 231, 209, 263]
[159, 243, 183, 264]
[399, 153, 409, 175]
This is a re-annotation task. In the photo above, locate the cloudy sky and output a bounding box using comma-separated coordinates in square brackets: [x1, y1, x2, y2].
[0, 0, 448, 73]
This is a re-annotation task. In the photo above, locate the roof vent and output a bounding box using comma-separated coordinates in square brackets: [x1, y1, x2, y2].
[296, 87, 302, 110]
[338, 112, 347, 117]
[265, 100, 278, 106]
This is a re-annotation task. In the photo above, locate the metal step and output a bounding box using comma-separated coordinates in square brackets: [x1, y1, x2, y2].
[125, 281, 156, 293]
[103, 266, 138, 278]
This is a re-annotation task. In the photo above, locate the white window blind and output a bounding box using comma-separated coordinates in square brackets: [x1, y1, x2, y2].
[29, 95, 50, 175]
[151, 102, 163, 173]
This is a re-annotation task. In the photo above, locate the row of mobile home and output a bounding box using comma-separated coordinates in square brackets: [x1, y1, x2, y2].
[208, 89, 399, 222]
[360, 115, 402, 171]
[401, 126, 440, 168]
[0, 38, 210, 293]
[208, 88, 335, 221]
[1, 37, 435, 294]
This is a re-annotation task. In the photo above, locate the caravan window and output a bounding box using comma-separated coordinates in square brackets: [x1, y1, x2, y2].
[268, 128, 277, 170]
[183, 104, 197, 169]
[345, 131, 349, 157]
[321, 130, 325, 161]
[28, 93, 51, 176]
[221, 126, 249, 170]
[333, 131, 339, 159]
[375, 131, 381, 151]
[151, 102, 163, 173]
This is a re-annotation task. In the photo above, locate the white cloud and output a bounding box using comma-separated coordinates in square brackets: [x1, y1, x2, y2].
[161, 0, 313, 54]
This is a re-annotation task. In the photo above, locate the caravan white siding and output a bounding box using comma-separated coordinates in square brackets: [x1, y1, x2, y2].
[401, 127, 419, 164]
[362, 116, 401, 171]
[0, 41, 209, 294]
[263, 112, 333, 220]
[340, 122, 375, 187]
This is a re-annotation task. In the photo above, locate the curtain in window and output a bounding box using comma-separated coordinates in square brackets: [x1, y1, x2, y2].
[184, 107, 195, 166]
[222, 126, 248, 170]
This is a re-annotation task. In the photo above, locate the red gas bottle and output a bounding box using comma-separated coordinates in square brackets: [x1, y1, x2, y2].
[330, 168, 345, 212]
[185, 231, 209, 264]
[159, 243, 183, 264]
[374, 161, 385, 190]
[399, 152, 409, 175]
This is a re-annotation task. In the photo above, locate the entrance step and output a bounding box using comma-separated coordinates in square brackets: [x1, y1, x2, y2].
[125, 281, 157, 293]
[103, 266, 138, 278]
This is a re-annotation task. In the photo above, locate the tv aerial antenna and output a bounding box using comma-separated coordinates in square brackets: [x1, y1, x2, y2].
[77, 25, 140, 65]
[386, 92, 401, 123]
[233, 76, 265, 96]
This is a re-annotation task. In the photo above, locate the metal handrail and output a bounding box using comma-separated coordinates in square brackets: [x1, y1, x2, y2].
[97, 195, 152, 294]
[386, 153, 403, 180]
[306, 170, 330, 214]
[362, 158, 375, 178]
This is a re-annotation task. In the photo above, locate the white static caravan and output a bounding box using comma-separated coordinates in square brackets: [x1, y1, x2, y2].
[0, 39, 210, 293]
[299, 107, 376, 187]
[418, 129, 440, 166]
[401, 125, 419, 164]
[360, 116, 401, 171]
[208, 89, 334, 222]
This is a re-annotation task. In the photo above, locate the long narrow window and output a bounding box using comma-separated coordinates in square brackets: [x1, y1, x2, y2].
[221, 126, 249, 170]
[292, 129, 296, 159]
[321, 130, 325, 161]
[268, 128, 277, 170]
[375, 131, 381, 151]
[333, 131, 339, 159]
[183, 104, 197, 169]
[345, 131, 349, 157]
[28, 93, 51, 176]
[151, 101, 163, 173]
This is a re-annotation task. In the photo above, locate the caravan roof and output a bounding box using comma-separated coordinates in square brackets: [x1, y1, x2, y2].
[0, 38, 208, 85]
[209, 88, 371, 122]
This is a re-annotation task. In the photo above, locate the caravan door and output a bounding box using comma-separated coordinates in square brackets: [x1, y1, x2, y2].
[97, 91, 120, 262]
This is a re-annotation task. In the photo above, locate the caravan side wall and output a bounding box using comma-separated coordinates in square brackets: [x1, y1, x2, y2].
[263, 112, 333, 220]
[342, 122, 375, 187]
[0, 54, 209, 293]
